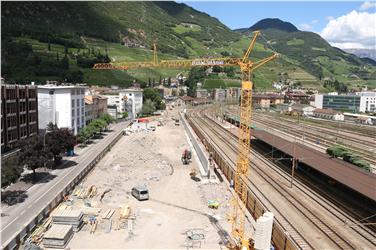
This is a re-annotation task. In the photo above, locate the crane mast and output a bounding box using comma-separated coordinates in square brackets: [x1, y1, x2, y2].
[93, 31, 277, 249]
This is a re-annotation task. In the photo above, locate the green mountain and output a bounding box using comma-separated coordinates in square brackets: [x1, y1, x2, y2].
[2, 2, 375, 90]
[1, 1, 240, 86]
[236, 18, 376, 90]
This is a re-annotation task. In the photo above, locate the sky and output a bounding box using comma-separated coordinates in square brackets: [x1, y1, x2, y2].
[182, 1, 376, 49]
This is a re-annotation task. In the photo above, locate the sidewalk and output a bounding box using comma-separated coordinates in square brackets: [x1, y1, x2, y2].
[1, 126, 117, 208]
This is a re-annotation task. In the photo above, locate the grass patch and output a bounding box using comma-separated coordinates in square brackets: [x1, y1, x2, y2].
[287, 38, 304, 46]
[173, 23, 202, 34]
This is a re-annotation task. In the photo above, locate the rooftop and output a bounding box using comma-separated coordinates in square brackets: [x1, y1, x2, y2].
[38, 84, 87, 89]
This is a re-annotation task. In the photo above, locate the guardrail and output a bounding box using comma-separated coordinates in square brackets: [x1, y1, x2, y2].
[2, 128, 124, 250]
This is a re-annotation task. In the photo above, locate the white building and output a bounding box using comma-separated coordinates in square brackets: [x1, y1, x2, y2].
[213, 88, 226, 102]
[38, 85, 86, 135]
[357, 91, 376, 113]
[104, 88, 143, 119]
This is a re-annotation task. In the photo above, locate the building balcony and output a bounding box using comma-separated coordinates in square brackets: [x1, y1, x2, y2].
[6, 99, 16, 103]
[7, 126, 17, 130]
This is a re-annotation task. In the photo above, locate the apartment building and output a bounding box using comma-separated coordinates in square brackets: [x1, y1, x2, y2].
[38, 85, 86, 135]
[104, 88, 143, 119]
[1, 84, 38, 151]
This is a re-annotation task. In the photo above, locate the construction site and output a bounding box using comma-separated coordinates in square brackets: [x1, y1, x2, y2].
[3, 28, 375, 250]
[26, 108, 250, 249]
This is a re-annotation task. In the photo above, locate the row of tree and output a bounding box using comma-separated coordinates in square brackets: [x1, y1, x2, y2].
[1, 123, 76, 187]
[77, 114, 115, 145]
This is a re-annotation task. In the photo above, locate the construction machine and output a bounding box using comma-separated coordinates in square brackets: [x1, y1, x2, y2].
[93, 31, 277, 250]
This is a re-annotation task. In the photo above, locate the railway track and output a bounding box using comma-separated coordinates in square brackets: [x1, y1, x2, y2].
[254, 114, 375, 150]
[254, 115, 376, 165]
[187, 110, 376, 249]
[188, 112, 313, 250]
[242, 114, 376, 166]
[205, 114, 376, 245]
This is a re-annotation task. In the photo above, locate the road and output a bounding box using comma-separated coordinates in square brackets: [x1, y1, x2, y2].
[1, 122, 128, 248]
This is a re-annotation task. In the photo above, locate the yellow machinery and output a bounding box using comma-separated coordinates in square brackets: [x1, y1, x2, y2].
[93, 31, 277, 249]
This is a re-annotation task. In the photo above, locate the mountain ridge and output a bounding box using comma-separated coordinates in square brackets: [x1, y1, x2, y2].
[1, 2, 375, 90]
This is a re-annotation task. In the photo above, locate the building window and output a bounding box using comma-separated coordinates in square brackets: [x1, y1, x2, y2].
[72, 109, 75, 117]
[77, 118, 80, 127]
[77, 99, 80, 107]
[81, 107, 84, 115]
[72, 119, 75, 127]
[81, 99, 84, 106]
[72, 100, 75, 108]
[77, 108, 80, 116]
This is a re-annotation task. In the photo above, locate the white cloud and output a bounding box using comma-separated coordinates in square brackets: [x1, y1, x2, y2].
[320, 10, 376, 49]
[359, 1, 376, 11]
[311, 19, 319, 24]
[298, 23, 313, 31]
[326, 16, 334, 21]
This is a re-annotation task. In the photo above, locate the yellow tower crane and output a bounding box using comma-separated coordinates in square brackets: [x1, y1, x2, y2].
[93, 31, 277, 249]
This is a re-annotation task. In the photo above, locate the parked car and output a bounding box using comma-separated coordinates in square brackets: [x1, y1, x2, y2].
[131, 186, 149, 201]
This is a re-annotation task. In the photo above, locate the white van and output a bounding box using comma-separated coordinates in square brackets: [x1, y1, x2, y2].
[131, 186, 149, 201]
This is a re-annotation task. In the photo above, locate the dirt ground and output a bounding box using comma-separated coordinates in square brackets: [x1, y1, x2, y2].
[67, 108, 234, 249]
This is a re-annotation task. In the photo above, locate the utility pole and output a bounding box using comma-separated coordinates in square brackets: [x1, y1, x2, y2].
[291, 114, 299, 188]
[290, 138, 296, 188]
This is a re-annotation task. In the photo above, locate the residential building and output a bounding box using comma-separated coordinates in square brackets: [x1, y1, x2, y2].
[195, 88, 208, 98]
[1, 84, 38, 151]
[85, 98, 94, 125]
[356, 91, 376, 113]
[192, 98, 212, 106]
[85, 95, 108, 121]
[176, 96, 194, 107]
[107, 105, 118, 119]
[38, 85, 86, 135]
[103, 88, 143, 119]
[314, 94, 361, 113]
[252, 93, 284, 108]
[312, 108, 344, 121]
[285, 91, 310, 104]
[226, 88, 241, 102]
[213, 88, 226, 102]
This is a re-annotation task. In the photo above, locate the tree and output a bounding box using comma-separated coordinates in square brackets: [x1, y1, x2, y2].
[100, 113, 115, 125]
[46, 123, 76, 165]
[185, 66, 206, 97]
[143, 88, 165, 110]
[48, 40, 51, 51]
[77, 128, 91, 145]
[212, 65, 221, 73]
[18, 136, 52, 175]
[122, 111, 128, 119]
[179, 89, 185, 96]
[60, 55, 69, 70]
[90, 119, 107, 132]
[142, 99, 156, 115]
